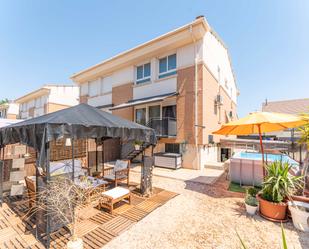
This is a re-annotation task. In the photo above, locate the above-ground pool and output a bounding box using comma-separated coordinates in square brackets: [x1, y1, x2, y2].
[230, 152, 300, 186]
[233, 152, 299, 166]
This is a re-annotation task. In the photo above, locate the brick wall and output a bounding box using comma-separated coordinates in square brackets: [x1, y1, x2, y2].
[202, 64, 237, 143]
[80, 95, 89, 104]
[111, 83, 134, 120]
[47, 103, 71, 113]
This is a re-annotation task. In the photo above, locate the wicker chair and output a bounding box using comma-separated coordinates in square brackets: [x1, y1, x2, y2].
[103, 160, 130, 187]
[24, 176, 36, 208]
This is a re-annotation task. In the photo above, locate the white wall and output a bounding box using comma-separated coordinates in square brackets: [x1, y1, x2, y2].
[7, 103, 19, 115]
[88, 94, 112, 107]
[199, 145, 219, 166]
[48, 86, 79, 106]
[133, 77, 177, 99]
[79, 41, 204, 107]
[203, 32, 237, 103]
[177, 40, 203, 68]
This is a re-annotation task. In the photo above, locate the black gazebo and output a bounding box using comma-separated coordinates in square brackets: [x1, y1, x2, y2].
[0, 103, 156, 247]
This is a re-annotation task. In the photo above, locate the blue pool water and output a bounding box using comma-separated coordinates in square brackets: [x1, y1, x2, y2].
[233, 152, 299, 166]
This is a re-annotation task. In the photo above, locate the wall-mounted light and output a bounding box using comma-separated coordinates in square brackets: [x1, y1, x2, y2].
[24, 153, 31, 159]
[65, 138, 72, 147]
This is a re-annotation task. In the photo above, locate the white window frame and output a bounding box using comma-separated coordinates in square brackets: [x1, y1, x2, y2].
[135, 62, 151, 84]
[134, 103, 163, 124]
[158, 53, 177, 79]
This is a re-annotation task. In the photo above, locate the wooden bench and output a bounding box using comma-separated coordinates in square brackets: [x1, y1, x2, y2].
[99, 187, 131, 214]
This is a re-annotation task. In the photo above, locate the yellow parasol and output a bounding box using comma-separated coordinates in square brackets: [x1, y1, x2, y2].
[213, 111, 308, 175]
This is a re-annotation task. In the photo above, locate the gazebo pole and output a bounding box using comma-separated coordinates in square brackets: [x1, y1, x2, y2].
[35, 151, 39, 239]
[45, 142, 51, 249]
[95, 139, 98, 172]
[102, 138, 105, 177]
[258, 124, 266, 176]
[72, 137, 75, 181]
[0, 146, 5, 207]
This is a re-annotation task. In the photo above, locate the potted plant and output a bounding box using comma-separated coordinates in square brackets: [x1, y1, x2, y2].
[257, 161, 303, 221]
[245, 187, 258, 215]
[133, 140, 143, 151]
[288, 117, 309, 231]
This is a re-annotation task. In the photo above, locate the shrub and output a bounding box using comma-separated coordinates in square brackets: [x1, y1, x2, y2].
[245, 195, 258, 207]
[261, 161, 303, 203]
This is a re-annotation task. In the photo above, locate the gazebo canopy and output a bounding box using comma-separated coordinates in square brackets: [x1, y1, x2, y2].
[0, 103, 156, 166]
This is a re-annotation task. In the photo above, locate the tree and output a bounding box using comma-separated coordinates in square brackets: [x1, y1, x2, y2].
[0, 98, 9, 105]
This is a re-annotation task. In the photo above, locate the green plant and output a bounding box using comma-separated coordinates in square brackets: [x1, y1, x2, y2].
[0, 98, 8, 105]
[133, 140, 143, 146]
[261, 161, 303, 203]
[237, 223, 288, 249]
[245, 195, 258, 206]
[246, 187, 258, 197]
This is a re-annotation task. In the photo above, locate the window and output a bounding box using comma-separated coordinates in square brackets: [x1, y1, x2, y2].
[214, 100, 217, 115]
[135, 108, 146, 125]
[159, 54, 177, 79]
[136, 63, 151, 84]
[148, 105, 160, 121]
[165, 143, 180, 153]
[89, 79, 100, 97]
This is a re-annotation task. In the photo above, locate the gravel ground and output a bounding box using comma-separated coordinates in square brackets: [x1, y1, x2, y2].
[103, 171, 309, 249]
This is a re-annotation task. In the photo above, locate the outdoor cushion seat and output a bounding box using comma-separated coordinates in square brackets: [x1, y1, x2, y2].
[99, 187, 131, 214]
[103, 160, 130, 187]
[102, 187, 130, 199]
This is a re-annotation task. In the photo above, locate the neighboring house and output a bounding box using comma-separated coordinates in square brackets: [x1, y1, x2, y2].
[15, 85, 79, 119]
[261, 98, 309, 140]
[262, 98, 309, 115]
[0, 101, 19, 119]
[71, 16, 239, 169]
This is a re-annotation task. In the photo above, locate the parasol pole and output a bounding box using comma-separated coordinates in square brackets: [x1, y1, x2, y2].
[258, 124, 265, 176]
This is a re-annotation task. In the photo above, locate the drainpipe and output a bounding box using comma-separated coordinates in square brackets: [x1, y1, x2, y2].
[190, 25, 200, 170]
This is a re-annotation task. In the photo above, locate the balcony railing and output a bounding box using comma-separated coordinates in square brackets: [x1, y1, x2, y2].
[146, 117, 177, 137]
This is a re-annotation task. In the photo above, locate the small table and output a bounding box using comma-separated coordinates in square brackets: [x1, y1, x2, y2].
[75, 176, 108, 207]
[75, 176, 108, 190]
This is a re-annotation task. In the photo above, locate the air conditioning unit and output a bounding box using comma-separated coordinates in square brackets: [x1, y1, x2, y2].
[216, 94, 223, 105]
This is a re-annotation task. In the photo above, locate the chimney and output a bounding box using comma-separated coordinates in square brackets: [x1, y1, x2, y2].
[265, 98, 268, 105]
[195, 15, 204, 20]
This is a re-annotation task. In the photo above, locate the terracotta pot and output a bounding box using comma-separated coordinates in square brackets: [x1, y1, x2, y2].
[257, 194, 287, 221]
[291, 195, 309, 204]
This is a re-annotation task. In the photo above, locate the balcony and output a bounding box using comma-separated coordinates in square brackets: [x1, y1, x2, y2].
[146, 117, 177, 137]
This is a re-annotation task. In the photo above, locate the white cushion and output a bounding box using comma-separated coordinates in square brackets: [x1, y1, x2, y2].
[114, 160, 128, 172]
[104, 174, 127, 180]
[102, 187, 130, 199]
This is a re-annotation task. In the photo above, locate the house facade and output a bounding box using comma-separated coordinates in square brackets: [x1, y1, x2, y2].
[0, 101, 19, 119]
[71, 16, 239, 169]
[15, 85, 79, 119]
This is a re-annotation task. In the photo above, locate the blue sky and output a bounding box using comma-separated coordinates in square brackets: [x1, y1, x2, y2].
[0, 0, 308, 116]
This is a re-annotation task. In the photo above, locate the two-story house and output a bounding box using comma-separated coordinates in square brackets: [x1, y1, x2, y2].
[0, 101, 19, 119]
[71, 16, 239, 170]
[15, 85, 79, 119]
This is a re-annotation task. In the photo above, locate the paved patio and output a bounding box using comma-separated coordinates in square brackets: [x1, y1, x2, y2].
[131, 164, 224, 184]
[104, 169, 309, 249]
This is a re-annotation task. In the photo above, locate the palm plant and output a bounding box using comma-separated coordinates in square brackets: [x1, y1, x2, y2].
[298, 113, 309, 193]
[262, 161, 303, 203]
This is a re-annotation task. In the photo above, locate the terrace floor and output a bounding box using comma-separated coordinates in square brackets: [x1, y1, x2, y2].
[0, 183, 177, 249]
